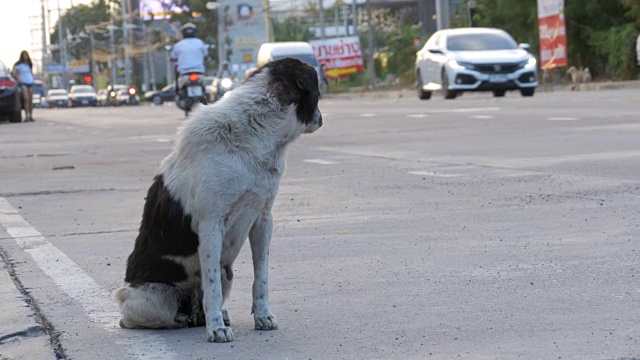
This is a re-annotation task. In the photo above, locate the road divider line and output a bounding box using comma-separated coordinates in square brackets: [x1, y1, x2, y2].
[359, 113, 376, 117]
[0, 197, 175, 359]
[548, 117, 578, 121]
[304, 159, 337, 165]
[408, 171, 466, 178]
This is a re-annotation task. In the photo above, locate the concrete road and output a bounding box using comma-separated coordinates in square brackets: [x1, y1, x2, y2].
[0, 90, 638, 360]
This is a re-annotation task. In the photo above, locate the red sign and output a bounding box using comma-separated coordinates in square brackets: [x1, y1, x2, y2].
[310, 36, 365, 79]
[537, 0, 567, 69]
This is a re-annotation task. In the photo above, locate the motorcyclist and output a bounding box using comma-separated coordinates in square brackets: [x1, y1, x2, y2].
[217, 62, 233, 79]
[170, 23, 208, 91]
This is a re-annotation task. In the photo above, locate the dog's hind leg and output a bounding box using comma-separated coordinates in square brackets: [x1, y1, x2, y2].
[114, 283, 186, 329]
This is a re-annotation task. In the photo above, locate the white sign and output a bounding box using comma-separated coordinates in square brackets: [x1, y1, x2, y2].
[637, 34, 640, 65]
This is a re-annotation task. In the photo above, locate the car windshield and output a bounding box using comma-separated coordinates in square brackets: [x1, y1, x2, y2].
[49, 90, 67, 96]
[272, 54, 318, 66]
[0, 63, 8, 76]
[74, 87, 95, 93]
[162, 84, 174, 91]
[447, 33, 518, 51]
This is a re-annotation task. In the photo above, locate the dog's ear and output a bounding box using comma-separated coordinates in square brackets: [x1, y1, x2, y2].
[268, 76, 298, 106]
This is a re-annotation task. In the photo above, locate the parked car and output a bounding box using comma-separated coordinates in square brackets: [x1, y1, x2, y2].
[415, 27, 538, 100]
[45, 89, 69, 108]
[0, 60, 22, 122]
[96, 89, 108, 106]
[32, 80, 46, 108]
[144, 83, 175, 105]
[68, 85, 98, 107]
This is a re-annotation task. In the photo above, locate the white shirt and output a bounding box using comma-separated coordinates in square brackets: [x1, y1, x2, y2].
[171, 38, 207, 74]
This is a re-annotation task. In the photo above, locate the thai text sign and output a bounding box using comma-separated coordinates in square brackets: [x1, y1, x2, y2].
[537, 0, 567, 69]
[310, 36, 364, 79]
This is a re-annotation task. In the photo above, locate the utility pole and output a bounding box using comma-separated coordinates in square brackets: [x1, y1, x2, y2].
[109, 20, 117, 85]
[351, 0, 358, 35]
[41, 0, 48, 79]
[122, 0, 131, 85]
[343, 4, 348, 36]
[56, 0, 67, 88]
[366, 0, 374, 85]
[319, 0, 326, 39]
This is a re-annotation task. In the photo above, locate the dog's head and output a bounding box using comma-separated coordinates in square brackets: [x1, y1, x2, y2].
[246, 58, 323, 134]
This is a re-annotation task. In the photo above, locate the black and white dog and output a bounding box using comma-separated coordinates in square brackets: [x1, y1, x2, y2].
[114, 58, 322, 342]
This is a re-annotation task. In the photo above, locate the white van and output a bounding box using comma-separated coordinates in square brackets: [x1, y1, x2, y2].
[257, 42, 327, 96]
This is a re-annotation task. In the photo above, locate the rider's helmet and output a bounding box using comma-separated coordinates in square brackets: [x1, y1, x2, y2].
[181, 23, 197, 39]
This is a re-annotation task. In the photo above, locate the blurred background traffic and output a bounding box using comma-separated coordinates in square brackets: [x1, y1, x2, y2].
[0, 0, 639, 122]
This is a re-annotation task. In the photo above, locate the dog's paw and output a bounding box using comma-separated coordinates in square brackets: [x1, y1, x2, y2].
[222, 309, 231, 327]
[254, 314, 278, 330]
[174, 313, 192, 328]
[207, 326, 234, 343]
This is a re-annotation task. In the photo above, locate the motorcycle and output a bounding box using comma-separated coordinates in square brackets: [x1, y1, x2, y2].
[124, 86, 140, 106]
[212, 76, 237, 102]
[176, 72, 208, 116]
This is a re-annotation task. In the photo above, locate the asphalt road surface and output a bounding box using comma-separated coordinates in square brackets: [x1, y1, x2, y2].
[0, 89, 638, 360]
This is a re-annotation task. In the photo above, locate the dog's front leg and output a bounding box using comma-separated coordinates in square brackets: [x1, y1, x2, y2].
[249, 211, 278, 330]
[198, 220, 233, 342]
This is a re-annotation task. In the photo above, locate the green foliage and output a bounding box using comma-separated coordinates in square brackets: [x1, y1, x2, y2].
[474, 0, 639, 80]
[273, 19, 314, 42]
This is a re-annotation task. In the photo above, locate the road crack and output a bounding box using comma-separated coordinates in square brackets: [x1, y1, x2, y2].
[0, 248, 67, 359]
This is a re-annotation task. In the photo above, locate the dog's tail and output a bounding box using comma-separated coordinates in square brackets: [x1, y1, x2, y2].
[114, 282, 184, 329]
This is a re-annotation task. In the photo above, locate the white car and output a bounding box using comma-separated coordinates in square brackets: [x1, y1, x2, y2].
[45, 89, 69, 108]
[415, 27, 538, 100]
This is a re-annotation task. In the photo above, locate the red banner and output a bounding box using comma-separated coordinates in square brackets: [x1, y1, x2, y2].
[310, 36, 365, 79]
[537, 0, 567, 69]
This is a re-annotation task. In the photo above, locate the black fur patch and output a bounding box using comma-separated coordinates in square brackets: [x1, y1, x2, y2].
[124, 174, 199, 286]
[252, 58, 320, 125]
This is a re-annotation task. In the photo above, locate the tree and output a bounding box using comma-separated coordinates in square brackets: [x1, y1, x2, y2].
[473, 0, 639, 80]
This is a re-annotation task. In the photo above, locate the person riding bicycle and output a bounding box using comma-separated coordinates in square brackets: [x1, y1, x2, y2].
[170, 23, 208, 90]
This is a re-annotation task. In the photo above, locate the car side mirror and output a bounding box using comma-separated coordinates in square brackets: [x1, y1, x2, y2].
[519, 43, 531, 50]
[427, 47, 443, 54]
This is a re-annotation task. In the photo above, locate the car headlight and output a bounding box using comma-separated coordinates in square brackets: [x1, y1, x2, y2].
[448, 59, 464, 70]
[221, 78, 233, 89]
[524, 58, 537, 69]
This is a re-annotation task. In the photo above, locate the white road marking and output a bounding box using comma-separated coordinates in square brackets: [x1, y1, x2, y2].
[426, 107, 500, 114]
[0, 197, 175, 359]
[304, 159, 337, 165]
[359, 113, 376, 117]
[470, 115, 494, 119]
[548, 117, 578, 121]
[408, 114, 428, 118]
[156, 138, 171, 143]
[408, 171, 466, 178]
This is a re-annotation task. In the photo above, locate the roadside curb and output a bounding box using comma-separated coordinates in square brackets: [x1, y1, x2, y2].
[324, 80, 640, 99]
[0, 254, 59, 359]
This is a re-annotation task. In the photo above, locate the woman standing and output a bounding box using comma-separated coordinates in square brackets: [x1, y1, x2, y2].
[13, 51, 35, 122]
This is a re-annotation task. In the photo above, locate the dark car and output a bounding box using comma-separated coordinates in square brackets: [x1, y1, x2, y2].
[69, 85, 98, 107]
[144, 83, 175, 105]
[0, 61, 22, 123]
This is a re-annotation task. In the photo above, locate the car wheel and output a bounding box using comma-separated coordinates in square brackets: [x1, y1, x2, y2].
[493, 90, 506, 97]
[152, 95, 163, 105]
[417, 72, 432, 100]
[442, 71, 457, 100]
[9, 95, 22, 123]
[521, 88, 535, 97]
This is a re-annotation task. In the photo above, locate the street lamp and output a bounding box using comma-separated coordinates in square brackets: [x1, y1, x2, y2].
[467, 0, 477, 27]
[206, 1, 225, 74]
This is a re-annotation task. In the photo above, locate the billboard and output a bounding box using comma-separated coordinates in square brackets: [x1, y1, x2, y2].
[537, 0, 567, 69]
[223, 0, 270, 72]
[140, 0, 189, 20]
[309, 36, 364, 79]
